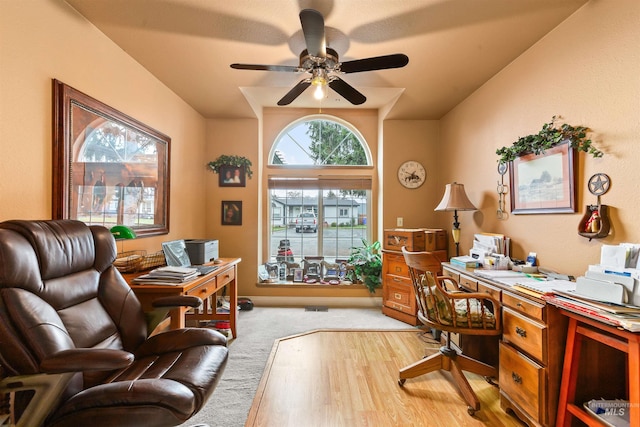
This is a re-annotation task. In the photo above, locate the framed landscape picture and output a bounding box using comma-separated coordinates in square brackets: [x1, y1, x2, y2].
[52, 80, 170, 236]
[510, 141, 576, 214]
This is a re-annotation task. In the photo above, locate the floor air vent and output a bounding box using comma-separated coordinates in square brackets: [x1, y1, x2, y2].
[304, 306, 329, 312]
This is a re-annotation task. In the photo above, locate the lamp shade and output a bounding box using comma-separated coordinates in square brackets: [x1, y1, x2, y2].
[434, 182, 477, 212]
[110, 225, 136, 240]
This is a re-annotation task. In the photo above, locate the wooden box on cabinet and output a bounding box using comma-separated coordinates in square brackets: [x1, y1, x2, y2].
[381, 250, 442, 326]
[383, 229, 426, 251]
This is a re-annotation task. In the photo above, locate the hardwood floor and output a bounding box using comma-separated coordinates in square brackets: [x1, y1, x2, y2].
[245, 329, 526, 426]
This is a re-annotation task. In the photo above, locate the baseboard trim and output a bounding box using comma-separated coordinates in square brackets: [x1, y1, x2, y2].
[244, 296, 383, 308]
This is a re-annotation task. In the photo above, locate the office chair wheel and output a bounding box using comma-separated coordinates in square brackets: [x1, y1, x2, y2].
[398, 378, 406, 387]
[467, 406, 476, 416]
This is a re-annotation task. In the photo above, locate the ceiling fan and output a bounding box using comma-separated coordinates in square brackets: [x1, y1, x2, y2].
[230, 9, 409, 106]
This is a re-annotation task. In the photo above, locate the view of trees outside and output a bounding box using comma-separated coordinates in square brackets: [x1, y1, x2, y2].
[269, 118, 371, 265]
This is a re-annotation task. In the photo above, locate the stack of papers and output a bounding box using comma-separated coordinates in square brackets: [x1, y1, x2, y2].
[132, 266, 199, 285]
[473, 233, 510, 257]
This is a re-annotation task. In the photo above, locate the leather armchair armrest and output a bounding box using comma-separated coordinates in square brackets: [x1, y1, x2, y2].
[136, 328, 227, 358]
[152, 295, 202, 308]
[40, 349, 134, 374]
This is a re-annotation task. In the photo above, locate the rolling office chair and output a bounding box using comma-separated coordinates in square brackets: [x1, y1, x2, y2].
[398, 247, 502, 415]
[0, 220, 228, 426]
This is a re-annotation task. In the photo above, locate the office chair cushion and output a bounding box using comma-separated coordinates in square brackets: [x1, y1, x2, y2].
[421, 273, 495, 328]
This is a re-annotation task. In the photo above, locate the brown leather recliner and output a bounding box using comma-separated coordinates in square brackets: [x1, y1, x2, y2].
[0, 220, 228, 427]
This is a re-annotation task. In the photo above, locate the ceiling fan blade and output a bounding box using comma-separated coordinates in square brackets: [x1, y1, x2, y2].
[329, 78, 366, 105]
[277, 80, 312, 105]
[340, 54, 409, 74]
[299, 9, 326, 58]
[231, 63, 300, 72]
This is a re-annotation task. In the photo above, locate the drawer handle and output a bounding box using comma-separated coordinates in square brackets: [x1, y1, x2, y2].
[516, 302, 523, 308]
[201, 288, 208, 294]
[393, 277, 402, 283]
[511, 372, 522, 384]
[394, 293, 402, 300]
[395, 266, 402, 273]
[515, 326, 527, 338]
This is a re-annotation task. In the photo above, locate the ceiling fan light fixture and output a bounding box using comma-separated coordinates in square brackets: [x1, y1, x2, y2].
[311, 68, 328, 100]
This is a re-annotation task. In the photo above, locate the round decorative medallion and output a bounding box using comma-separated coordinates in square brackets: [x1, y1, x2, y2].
[588, 173, 610, 196]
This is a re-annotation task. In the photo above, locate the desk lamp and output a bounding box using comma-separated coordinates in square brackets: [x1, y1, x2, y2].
[110, 225, 136, 255]
[435, 182, 477, 257]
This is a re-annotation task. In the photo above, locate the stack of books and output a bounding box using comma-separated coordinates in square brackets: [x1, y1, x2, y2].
[132, 266, 199, 285]
[543, 290, 640, 332]
[450, 255, 482, 268]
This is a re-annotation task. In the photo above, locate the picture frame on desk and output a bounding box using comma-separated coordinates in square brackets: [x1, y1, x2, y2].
[510, 140, 576, 214]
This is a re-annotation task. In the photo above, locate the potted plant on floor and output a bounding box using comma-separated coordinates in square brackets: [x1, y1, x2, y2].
[348, 239, 382, 293]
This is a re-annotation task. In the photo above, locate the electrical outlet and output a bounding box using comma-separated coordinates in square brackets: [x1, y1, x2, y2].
[396, 217, 403, 227]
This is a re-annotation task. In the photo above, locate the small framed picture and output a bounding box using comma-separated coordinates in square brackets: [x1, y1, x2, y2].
[222, 201, 242, 225]
[293, 268, 304, 282]
[219, 166, 246, 187]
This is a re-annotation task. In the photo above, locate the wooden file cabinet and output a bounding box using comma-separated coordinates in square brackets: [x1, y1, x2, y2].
[442, 264, 568, 427]
[381, 250, 445, 326]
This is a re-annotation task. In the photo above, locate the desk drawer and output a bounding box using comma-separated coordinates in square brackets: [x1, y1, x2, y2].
[383, 276, 415, 314]
[442, 267, 460, 283]
[502, 291, 544, 321]
[217, 267, 235, 287]
[477, 280, 502, 302]
[503, 307, 546, 364]
[187, 278, 216, 299]
[499, 342, 544, 423]
[459, 274, 478, 292]
[386, 254, 409, 277]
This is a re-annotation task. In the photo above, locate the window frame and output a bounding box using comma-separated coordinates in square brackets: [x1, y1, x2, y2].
[265, 114, 375, 271]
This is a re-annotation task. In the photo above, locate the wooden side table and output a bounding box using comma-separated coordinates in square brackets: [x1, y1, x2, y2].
[123, 258, 241, 338]
[556, 308, 640, 426]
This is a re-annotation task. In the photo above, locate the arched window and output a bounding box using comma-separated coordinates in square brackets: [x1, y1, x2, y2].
[269, 116, 371, 166]
[267, 116, 373, 273]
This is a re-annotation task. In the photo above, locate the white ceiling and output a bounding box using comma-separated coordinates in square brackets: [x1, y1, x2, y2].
[63, 0, 588, 120]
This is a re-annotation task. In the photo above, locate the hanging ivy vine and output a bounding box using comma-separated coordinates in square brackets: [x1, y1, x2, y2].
[207, 155, 253, 178]
[496, 116, 603, 164]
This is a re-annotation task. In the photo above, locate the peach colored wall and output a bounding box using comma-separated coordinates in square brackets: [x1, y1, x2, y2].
[439, 0, 640, 277]
[381, 120, 443, 230]
[0, 1, 208, 254]
[205, 118, 259, 296]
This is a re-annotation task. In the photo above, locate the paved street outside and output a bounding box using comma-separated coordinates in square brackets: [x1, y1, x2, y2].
[269, 226, 367, 262]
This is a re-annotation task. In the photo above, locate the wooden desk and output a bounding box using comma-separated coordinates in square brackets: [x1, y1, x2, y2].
[555, 308, 639, 426]
[123, 258, 241, 338]
[442, 263, 568, 427]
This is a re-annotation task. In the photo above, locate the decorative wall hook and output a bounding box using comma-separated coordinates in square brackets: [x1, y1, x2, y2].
[497, 162, 509, 220]
[578, 173, 611, 241]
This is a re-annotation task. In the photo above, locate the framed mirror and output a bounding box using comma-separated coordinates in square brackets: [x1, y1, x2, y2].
[52, 80, 170, 236]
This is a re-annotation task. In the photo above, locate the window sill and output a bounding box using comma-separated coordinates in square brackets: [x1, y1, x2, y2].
[256, 282, 367, 289]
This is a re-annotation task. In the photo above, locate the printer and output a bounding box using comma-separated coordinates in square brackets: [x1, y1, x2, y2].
[184, 239, 219, 265]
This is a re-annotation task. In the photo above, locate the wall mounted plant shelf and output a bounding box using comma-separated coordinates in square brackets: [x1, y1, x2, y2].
[496, 116, 603, 164]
